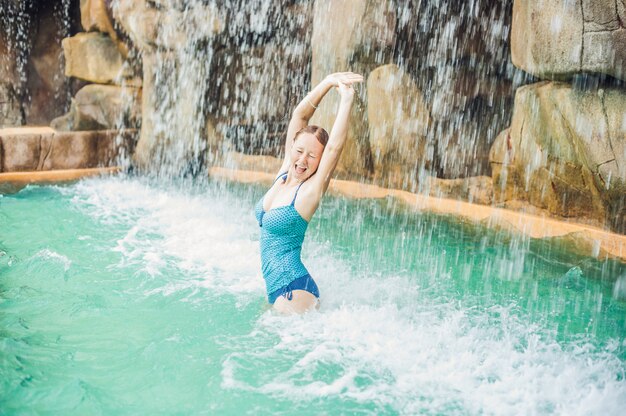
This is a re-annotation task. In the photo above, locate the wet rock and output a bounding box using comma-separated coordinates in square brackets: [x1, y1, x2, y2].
[0, 127, 137, 171]
[62, 32, 130, 84]
[51, 84, 141, 131]
[0, 83, 24, 128]
[310, 0, 396, 178]
[490, 81, 626, 232]
[367, 64, 431, 190]
[0, 23, 21, 127]
[112, 0, 223, 50]
[0, 129, 45, 171]
[512, 0, 626, 81]
[424, 175, 494, 206]
[80, 0, 128, 57]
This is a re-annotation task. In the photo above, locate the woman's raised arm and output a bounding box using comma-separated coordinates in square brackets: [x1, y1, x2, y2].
[279, 73, 363, 174]
[308, 81, 357, 195]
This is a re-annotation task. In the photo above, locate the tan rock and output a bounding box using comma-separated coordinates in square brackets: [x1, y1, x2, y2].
[311, 0, 396, 178]
[80, 0, 114, 33]
[490, 81, 626, 232]
[42, 130, 137, 170]
[424, 175, 493, 206]
[511, 0, 583, 79]
[0, 127, 137, 172]
[112, 0, 223, 50]
[366, 64, 431, 189]
[0, 132, 42, 171]
[81, 0, 129, 58]
[51, 84, 141, 131]
[583, 0, 620, 31]
[62, 32, 130, 84]
[512, 0, 626, 81]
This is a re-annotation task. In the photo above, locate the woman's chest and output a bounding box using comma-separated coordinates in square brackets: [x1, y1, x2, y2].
[262, 206, 308, 235]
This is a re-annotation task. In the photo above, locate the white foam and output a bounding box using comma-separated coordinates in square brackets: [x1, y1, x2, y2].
[33, 248, 72, 272]
[65, 177, 264, 298]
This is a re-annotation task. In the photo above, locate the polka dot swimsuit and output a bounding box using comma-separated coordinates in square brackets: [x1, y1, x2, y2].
[254, 173, 310, 297]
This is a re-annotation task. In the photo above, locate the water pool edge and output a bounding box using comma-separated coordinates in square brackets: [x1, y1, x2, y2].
[209, 166, 626, 263]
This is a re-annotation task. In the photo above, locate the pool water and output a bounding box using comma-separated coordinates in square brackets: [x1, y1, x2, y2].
[1, 176, 625, 415]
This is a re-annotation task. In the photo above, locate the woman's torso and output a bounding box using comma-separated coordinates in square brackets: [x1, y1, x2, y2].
[255, 174, 310, 295]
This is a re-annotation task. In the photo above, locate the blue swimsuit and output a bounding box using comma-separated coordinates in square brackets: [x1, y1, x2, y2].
[254, 173, 320, 304]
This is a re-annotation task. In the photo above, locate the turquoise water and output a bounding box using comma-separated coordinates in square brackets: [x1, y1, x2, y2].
[1, 176, 625, 415]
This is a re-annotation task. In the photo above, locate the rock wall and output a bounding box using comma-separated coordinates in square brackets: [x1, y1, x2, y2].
[512, 0, 626, 81]
[0, 0, 83, 127]
[490, 82, 625, 231]
[0, 127, 135, 172]
[0, 0, 139, 173]
[491, 0, 626, 233]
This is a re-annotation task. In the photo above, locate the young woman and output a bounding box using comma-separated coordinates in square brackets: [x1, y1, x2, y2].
[254, 72, 363, 314]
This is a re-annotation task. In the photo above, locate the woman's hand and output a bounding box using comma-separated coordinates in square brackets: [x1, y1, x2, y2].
[324, 72, 364, 88]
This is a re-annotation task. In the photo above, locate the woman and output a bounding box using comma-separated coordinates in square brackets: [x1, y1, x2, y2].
[254, 72, 363, 314]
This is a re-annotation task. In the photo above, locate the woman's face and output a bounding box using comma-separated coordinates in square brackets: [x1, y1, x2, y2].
[290, 133, 325, 181]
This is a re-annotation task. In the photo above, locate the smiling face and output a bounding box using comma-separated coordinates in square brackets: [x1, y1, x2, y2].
[290, 132, 325, 181]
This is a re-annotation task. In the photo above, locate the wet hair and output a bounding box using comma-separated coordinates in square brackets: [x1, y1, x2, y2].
[294, 125, 329, 147]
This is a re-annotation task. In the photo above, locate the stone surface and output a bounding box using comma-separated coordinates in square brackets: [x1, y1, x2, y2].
[112, 0, 223, 50]
[80, 0, 129, 57]
[51, 84, 141, 131]
[422, 175, 494, 206]
[0, 83, 23, 128]
[311, 0, 396, 178]
[81, 0, 115, 34]
[583, 0, 620, 31]
[367, 64, 431, 189]
[0, 127, 137, 172]
[63, 32, 130, 84]
[490, 81, 626, 232]
[512, 0, 626, 81]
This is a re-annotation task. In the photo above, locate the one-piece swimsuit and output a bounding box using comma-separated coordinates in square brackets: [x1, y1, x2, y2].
[254, 173, 320, 303]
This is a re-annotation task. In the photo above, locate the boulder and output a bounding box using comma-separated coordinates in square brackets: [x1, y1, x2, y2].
[512, 0, 626, 81]
[490, 81, 626, 232]
[310, 0, 396, 178]
[79, 0, 129, 57]
[80, 0, 115, 34]
[51, 84, 141, 131]
[62, 32, 131, 84]
[366, 64, 431, 190]
[0, 127, 137, 172]
[112, 0, 223, 50]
